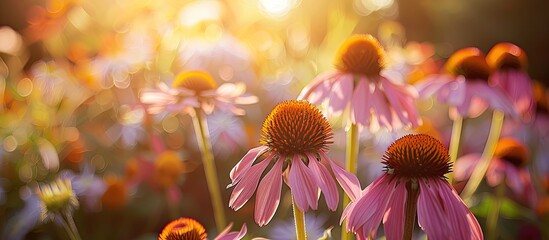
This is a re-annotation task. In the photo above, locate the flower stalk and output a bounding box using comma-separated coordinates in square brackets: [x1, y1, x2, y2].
[461, 110, 505, 204]
[191, 108, 227, 232]
[292, 196, 307, 240]
[447, 116, 463, 183]
[342, 123, 359, 240]
[487, 181, 506, 240]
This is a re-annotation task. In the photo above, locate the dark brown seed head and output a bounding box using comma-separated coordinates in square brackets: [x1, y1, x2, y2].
[383, 134, 451, 178]
[158, 218, 207, 240]
[487, 43, 528, 71]
[445, 48, 491, 81]
[494, 137, 528, 168]
[260, 100, 333, 156]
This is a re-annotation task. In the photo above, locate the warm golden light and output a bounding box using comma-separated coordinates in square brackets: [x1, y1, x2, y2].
[259, 0, 296, 17]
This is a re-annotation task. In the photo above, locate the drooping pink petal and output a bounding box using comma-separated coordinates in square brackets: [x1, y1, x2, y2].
[298, 71, 338, 103]
[467, 81, 518, 118]
[491, 70, 534, 121]
[380, 77, 420, 128]
[436, 179, 484, 240]
[288, 155, 319, 212]
[417, 179, 453, 239]
[382, 180, 406, 240]
[255, 159, 283, 226]
[327, 74, 353, 114]
[346, 174, 395, 235]
[323, 152, 361, 201]
[453, 153, 482, 182]
[415, 75, 454, 99]
[307, 153, 339, 211]
[229, 146, 269, 184]
[229, 158, 270, 211]
[367, 81, 393, 131]
[215, 223, 247, 240]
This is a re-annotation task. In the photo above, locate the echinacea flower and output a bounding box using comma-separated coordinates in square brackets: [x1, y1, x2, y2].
[228, 100, 360, 226]
[36, 178, 79, 222]
[158, 218, 247, 240]
[298, 34, 421, 131]
[416, 47, 517, 119]
[140, 70, 257, 116]
[342, 134, 483, 239]
[487, 42, 534, 122]
[454, 137, 537, 207]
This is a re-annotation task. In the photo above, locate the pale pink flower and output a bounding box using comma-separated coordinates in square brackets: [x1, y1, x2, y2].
[342, 134, 483, 239]
[416, 47, 517, 119]
[454, 137, 537, 207]
[487, 42, 535, 122]
[139, 70, 257, 116]
[228, 100, 360, 226]
[298, 34, 421, 131]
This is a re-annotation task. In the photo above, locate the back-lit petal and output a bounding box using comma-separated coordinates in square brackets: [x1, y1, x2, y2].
[417, 179, 452, 239]
[382, 180, 406, 240]
[229, 158, 270, 211]
[307, 153, 339, 211]
[229, 146, 269, 184]
[346, 174, 394, 234]
[324, 152, 361, 201]
[327, 74, 353, 114]
[288, 155, 319, 212]
[215, 223, 247, 240]
[255, 160, 283, 226]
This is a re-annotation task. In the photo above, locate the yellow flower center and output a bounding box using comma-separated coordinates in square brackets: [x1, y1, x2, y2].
[172, 71, 217, 92]
[159, 218, 207, 240]
[486, 42, 528, 71]
[260, 100, 333, 156]
[334, 34, 385, 76]
[494, 137, 528, 167]
[445, 48, 491, 81]
[383, 134, 451, 178]
[36, 178, 78, 214]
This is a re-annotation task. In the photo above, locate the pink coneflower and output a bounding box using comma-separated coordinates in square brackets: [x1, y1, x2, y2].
[140, 70, 257, 116]
[298, 34, 421, 131]
[487, 43, 534, 122]
[454, 137, 536, 207]
[228, 100, 359, 226]
[342, 134, 483, 239]
[416, 47, 517, 119]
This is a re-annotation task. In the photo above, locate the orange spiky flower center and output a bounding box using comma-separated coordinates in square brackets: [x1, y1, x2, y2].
[172, 71, 217, 93]
[445, 48, 491, 81]
[159, 218, 207, 240]
[383, 134, 451, 178]
[494, 138, 528, 168]
[260, 100, 333, 156]
[334, 34, 385, 76]
[487, 43, 528, 71]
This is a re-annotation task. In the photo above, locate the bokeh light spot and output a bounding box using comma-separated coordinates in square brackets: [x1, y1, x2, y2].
[3, 135, 18, 152]
[259, 0, 297, 17]
[16, 78, 33, 97]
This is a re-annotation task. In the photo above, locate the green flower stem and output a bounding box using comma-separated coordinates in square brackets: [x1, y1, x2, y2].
[341, 123, 359, 240]
[404, 180, 420, 240]
[461, 110, 505, 204]
[292, 196, 307, 240]
[191, 108, 227, 232]
[447, 115, 464, 183]
[487, 181, 506, 240]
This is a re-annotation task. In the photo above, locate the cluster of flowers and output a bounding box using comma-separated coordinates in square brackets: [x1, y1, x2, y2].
[1, 1, 548, 239]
